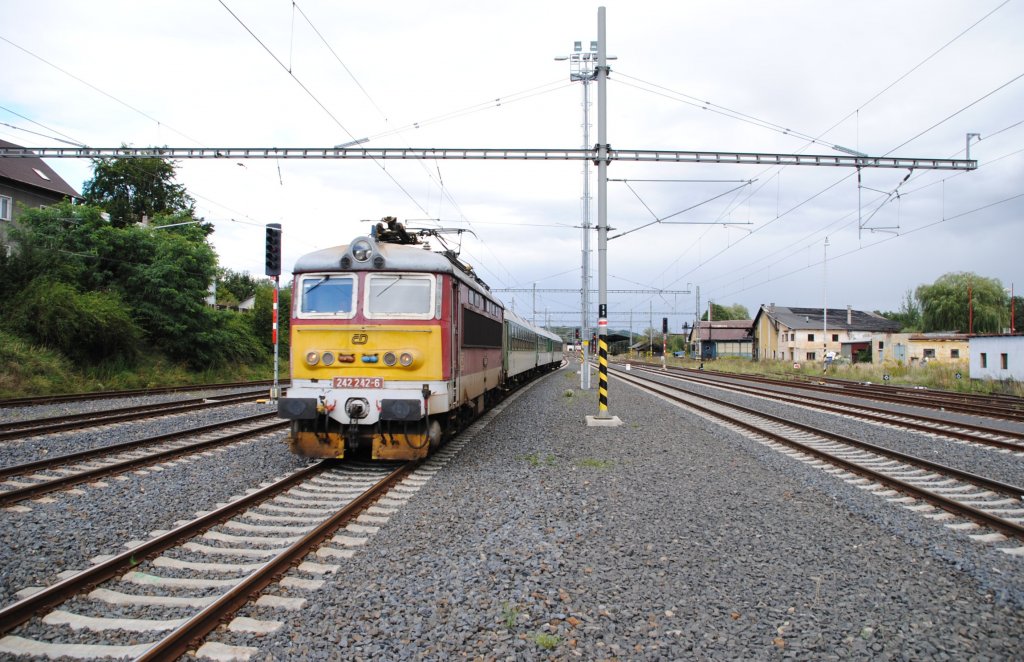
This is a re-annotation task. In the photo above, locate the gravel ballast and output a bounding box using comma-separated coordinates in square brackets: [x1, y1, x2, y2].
[0, 400, 302, 607]
[203, 365, 1024, 660]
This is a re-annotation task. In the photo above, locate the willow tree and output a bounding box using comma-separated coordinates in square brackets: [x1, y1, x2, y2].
[916, 272, 1008, 334]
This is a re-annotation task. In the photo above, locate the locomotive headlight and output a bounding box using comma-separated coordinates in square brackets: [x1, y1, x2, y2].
[305, 351, 320, 366]
[399, 352, 415, 367]
[383, 352, 397, 366]
[351, 239, 372, 262]
[321, 351, 336, 366]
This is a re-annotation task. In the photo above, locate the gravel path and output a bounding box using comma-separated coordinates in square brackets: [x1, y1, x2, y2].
[204, 365, 1023, 660]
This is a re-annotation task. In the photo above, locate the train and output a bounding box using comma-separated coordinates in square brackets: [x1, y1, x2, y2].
[277, 217, 564, 460]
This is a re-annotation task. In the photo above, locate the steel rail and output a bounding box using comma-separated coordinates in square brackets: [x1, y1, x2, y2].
[0, 391, 267, 441]
[0, 461, 328, 635]
[0, 380, 281, 408]
[614, 368, 1024, 540]
[676, 366, 1024, 421]
[0, 419, 288, 506]
[632, 365, 1024, 451]
[0, 412, 279, 482]
[135, 462, 414, 661]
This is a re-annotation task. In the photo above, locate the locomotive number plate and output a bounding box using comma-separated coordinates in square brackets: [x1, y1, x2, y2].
[333, 377, 384, 389]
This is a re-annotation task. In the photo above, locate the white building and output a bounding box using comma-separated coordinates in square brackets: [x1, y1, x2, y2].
[969, 335, 1024, 381]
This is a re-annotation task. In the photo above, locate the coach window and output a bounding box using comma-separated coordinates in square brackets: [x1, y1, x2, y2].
[298, 274, 356, 318]
[365, 273, 434, 319]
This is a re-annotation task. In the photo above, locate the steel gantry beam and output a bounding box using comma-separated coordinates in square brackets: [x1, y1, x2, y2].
[0, 146, 978, 171]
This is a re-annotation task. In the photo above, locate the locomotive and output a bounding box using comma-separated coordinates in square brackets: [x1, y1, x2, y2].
[277, 217, 563, 461]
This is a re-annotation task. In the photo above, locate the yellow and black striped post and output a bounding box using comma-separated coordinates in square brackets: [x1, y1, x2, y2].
[597, 305, 609, 416]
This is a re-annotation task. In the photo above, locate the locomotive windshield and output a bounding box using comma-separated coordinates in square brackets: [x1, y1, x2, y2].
[299, 274, 356, 317]
[365, 273, 434, 318]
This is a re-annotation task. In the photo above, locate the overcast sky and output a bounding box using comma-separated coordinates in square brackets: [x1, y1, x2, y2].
[3, 0, 1021, 333]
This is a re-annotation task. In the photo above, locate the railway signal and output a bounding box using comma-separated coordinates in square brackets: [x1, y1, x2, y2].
[265, 222, 282, 400]
[265, 223, 282, 277]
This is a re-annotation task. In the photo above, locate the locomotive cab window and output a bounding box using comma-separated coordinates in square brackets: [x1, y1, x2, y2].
[365, 273, 435, 319]
[298, 274, 356, 318]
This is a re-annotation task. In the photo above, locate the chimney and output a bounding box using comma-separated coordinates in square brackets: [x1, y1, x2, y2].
[847, 305, 852, 325]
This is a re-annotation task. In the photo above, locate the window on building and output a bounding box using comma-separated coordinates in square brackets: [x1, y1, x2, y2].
[950, 349, 960, 359]
[981, 353, 987, 368]
[878, 341, 885, 350]
[1001, 353, 1009, 370]
[832, 334, 839, 342]
[923, 348, 936, 359]
[807, 333, 815, 342]
[806, 351, 817, 361]
[0, 195, 11, 221]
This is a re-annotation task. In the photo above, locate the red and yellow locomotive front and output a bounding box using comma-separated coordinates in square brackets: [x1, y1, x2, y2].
[278, 223, 503, 461]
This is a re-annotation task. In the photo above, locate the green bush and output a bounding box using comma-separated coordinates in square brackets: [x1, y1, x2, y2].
[8, 279, 141, 363]
[187, 309, 266, 369]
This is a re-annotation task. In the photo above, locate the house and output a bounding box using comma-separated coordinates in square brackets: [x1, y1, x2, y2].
[970, 335, 1024, 381]
[752, 304, 901, 364]
[0, 140, 81, 245]
[686, 320, 753, 360]
[871, 332, 969, 366]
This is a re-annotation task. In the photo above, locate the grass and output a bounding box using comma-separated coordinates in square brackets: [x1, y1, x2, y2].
[534, 633, 560, 650]
[519, 452, 557, 468]
[501, 602, 520, 629]
[577, 457, 613, 469]
[0, 329, 286, 398]
[644, 354, 1023, 398]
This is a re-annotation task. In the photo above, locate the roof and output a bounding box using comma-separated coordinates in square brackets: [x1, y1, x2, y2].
[293, 234, 495, 302]
[0, 140, 81, 199]
[754, 305, 901, 333]
[690, 320, 753, 341]
[907, 333, 969, 341]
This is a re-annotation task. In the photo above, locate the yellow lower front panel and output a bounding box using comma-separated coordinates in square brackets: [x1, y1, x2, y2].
[290, 430, 430, 461]
[372, 433, 431, 460]
[290, 432, 346, 459]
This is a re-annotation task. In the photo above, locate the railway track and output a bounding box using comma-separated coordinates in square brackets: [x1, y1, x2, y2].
[0, 390, 273, 441]
[628, 365, 1024, 452]
[655, 363, 1024, 422]
[0, 414, 286, 507]
[0, 459, 417, 659]
[613, 366, 1024, 553]
[0, 380, 284, 409]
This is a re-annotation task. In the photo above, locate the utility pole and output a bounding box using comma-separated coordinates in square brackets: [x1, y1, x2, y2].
[556, 39, 616, 391]
[823, 236, 829, 370]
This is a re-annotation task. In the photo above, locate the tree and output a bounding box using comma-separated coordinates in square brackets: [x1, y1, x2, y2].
[877, 290, 922, 331]
[916, 272, 1007, 334]
[217, 269, 262, 308]
[0, 202, 229, 367]
[701, 303, 750, 321]
[82, 156, 200, 228]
